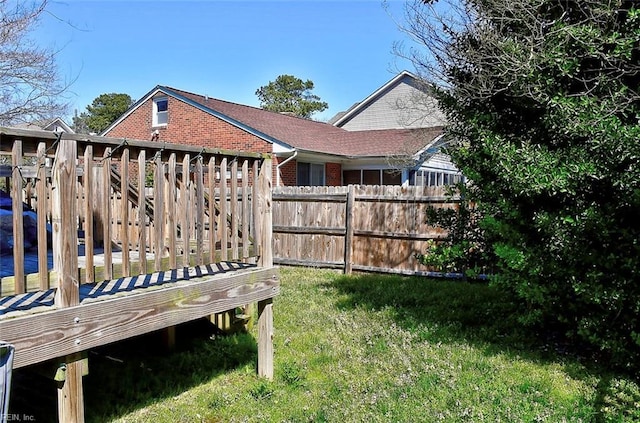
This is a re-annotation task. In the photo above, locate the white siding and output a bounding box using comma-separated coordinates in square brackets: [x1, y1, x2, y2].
[339, 75, 446, 131]
[421, 152, 458, 172]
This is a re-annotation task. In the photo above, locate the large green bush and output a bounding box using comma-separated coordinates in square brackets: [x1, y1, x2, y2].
[402, 0, 640, 369]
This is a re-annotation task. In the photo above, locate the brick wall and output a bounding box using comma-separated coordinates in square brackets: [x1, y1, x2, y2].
[276, 158, 297, 186]
[325, 162, 342, 186]
[105, 96, 272, 154]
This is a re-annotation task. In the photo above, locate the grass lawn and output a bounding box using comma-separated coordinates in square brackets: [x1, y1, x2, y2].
[10, 267, 640, 422]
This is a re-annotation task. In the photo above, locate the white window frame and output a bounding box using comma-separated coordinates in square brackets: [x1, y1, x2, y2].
[153, 96, 168, 127]
[412, 169, 463, 187]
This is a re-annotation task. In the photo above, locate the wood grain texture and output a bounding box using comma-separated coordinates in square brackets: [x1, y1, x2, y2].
[52, 138, 79, 308]
[11, 140, 24, 293]
[257, 298, 274, 379]
[37, 142, 50, 289]
[4, 266, 280, 369]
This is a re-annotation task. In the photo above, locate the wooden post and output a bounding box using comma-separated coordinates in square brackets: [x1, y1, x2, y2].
[257, 158, 272, 268]
[102, 148, 113, 280]
[52, 139, 79, 307]
[153, 154, 164, 271]
[257, 298, 274, 379]
[36, 142, 50, 289]
[57, 358, 85, 423]
[52, 138, 85, 422]
[91, 160, 104, 245]
[220, 158, 228, 261]
[231, 159, 238, 260]
[180, 154, 190, 267]
[83, 146, 94, 283]
[257, 157, 274, 379]
[241, 160, 249, 261]
[137, 150, 147, 274]
[252, 160, 259, 247]
[208, 157, 216, 263]
[120, 148, 130, 277]
[11, 140, 24, 294]
[195, 157, 204, 265]
[167, 153, 177, 269]
[344, 184, 355, 274]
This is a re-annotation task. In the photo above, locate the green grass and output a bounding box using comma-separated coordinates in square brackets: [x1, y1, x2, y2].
[10, 267, 640, 422]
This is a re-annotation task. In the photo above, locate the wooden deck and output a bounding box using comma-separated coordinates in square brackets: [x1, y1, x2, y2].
[0, 127, 278, 422]
[1, 261, 279, 369]
[1, 260, 263, 317]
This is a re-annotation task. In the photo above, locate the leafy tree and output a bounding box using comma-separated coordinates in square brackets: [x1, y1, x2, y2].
[399, 0, 640, 368]
[255, 74, 328, 119]
[0, 0, 69, 124]
[74, 93, 133, 134]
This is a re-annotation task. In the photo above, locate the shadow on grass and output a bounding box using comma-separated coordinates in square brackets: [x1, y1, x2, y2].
[326, 272, 640, 422]
[328, 273, 531, 354]
[9, 318, 257, 423]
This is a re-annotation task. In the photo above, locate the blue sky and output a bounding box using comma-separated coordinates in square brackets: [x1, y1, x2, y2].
[35, 0, 417, 123]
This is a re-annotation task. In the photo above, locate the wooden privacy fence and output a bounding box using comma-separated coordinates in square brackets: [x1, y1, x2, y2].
[272, 185, 459, 275]
[0, 127, 278, 423]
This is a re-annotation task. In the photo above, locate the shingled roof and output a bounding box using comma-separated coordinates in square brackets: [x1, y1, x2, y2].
[106, 85, 443, 158]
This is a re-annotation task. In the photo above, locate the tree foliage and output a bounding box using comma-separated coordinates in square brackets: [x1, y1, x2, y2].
[400, 0, 640, 368]
[255, 74, 328, 119]
[0, 0, 68, 124]
[74, 93, 133, 134]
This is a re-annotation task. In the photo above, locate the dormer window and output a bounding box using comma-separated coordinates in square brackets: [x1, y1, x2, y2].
[153, 96, 168, 127]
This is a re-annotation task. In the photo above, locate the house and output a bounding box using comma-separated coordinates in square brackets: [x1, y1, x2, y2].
[330, 70, 461, 187]
[102, 72, 457, 186]
[11, 117, 75, 133]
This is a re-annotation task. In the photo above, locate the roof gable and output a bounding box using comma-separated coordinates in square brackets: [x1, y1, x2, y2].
[331, 71, 445, 130]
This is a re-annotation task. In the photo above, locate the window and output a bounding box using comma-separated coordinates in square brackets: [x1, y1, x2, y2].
[153, 97, 168, 126]
[297, 162, 325, 186]
[412, 169, 462, 187]
[382, 170, 401, 185]
[341, 169, 402, 186]
[343, 170, 361, 185]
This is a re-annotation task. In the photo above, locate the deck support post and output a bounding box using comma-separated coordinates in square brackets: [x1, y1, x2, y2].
[52, 138, 85, 423]
[257, 298, 274, 379]
[256, 157, 274, 379]
[57, 355, 85, 423]
[161, 326, 176, 351]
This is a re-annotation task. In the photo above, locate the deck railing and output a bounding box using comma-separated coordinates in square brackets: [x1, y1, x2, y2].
[0, 127, 273, 296]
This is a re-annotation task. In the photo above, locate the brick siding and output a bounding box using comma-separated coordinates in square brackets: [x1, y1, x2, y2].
[325, 162, 342, 186]
[105, 97, 271, 154]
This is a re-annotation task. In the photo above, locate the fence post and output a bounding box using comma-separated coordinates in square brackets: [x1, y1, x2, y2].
[344, 185, 355, 274]
[51, 137, 85, 423]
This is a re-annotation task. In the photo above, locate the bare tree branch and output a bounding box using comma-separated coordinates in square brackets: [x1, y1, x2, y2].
[0, 0, 69, 125]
